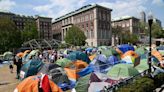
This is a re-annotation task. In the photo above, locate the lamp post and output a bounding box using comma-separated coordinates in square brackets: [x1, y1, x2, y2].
[148, 13, 153, 73]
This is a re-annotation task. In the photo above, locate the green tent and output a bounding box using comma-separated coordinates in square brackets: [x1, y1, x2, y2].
[3, 51, 13, 60]
[101, 48, 119, 57]
[28, 50, 40, 57]
[135, 47, 146, 56]
[55, 58, 72, 68]
[135, 59, 148, 73]
[75, 74, 91, 92]
[107, 64, 139, 80]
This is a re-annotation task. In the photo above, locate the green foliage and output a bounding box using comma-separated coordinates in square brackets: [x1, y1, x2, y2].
[117, 77, 155, 92]
[137, 22, 149, 35]
[122, 32, 139, 44]
[117, 73, 164, 92]
[21, 20, 38, 41]
[0, 17, 22, 53]
[152, 23, 164, 38]
[64, 25, 86, 46]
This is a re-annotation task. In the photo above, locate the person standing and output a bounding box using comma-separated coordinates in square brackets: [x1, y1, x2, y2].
[14, 56, 23, 79]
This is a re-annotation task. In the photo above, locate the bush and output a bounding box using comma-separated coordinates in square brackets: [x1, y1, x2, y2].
[153, 73, 164, 88]
[117, 77, 155, 92]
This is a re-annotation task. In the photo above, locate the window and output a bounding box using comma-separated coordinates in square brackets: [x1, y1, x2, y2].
[91, 29, 94, 38]
[85, 15, 89, 21]
[86, 23, 88, 28]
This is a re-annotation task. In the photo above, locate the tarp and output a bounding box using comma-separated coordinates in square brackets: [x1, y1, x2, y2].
[118, 44, 135, 53]
[20, 59, 44, 80]
[67, 51, 90, 64]
[77, 65, 94, 77]
[14, 75, 62, 92]
[55, 58, 72, 68]
[107, 64, 139, 80]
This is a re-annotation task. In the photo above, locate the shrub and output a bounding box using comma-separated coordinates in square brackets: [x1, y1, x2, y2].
[153, 73, 164, 88]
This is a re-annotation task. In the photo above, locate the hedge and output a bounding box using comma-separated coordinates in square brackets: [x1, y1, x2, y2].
[117, 73, 164, 92]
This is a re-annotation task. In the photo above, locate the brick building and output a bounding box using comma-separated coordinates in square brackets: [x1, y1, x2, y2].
[52, 4, 112, 46]
[0, 12, 52, 40]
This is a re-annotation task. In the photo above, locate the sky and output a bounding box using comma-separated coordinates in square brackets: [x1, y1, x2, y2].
[0, 0, 164, 27]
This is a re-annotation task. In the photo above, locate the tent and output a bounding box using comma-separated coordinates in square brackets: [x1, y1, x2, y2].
[106, 55, 119, 65]
[38, 63, 71, 90]
[89, 54, 96, 61]
[121, 50, 139, 59]
[135, 59, 148, 73]
[55, 58, 72, 68]
[3, 51, 13, 60]
[107, 64, 139, 80]
[90, 54, 111, 72]
[66, 60, 88, 72]
[152, 50, 164, 62]
[20, 59, 44, 80]
[16, 52, 24, 58]
[14, 75, 62, 92]
[28, 50, 40, 58]
[135, 47, 147, 56]
[118, 44, 135, 53]
[67, 51, 91, 63]
[23, 50, 31, 57]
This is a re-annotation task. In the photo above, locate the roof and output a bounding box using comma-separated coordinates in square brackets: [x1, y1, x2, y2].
[54, 4, 112, 23]
[112, 16, 139, 22]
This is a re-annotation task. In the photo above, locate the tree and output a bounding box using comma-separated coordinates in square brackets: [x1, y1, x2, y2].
[112, 26, 123, 45]
[21, 20, 38, 41]
[152, 23, 164, 38]
[64, 25, 87, 46]
[0, 17, 22, 53]
[122, 32, 139, 44]
[137, 22, 149, 35]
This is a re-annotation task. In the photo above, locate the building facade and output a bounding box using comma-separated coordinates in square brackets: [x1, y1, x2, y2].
[112, 16, 140, 34]
[0, 12, 52, 40]
[140, 11, 146, 23]
[52, 4, 112, 46]
[36, 16, 52, 40]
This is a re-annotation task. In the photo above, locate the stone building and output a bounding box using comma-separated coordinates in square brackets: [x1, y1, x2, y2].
[52, 4, 112, 46]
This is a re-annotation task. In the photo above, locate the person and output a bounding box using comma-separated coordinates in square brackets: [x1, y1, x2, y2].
[9, 62, 13, 73]
[14, 56, 23, 79]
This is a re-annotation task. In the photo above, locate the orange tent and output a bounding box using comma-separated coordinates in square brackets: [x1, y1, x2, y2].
[64, 68, 79, 81]
[89, 54, 96, 61]
[152, 50, 164, 62]
[16, 52, 24, 58]
[23, 50, 31, 57]
[14, 75, 62, 92]
[121, 50, 139, 59]
[66, 60, 88, 72]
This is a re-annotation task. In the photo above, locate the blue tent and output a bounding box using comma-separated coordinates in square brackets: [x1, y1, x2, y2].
[20, 59, 44, 80]
[106, 55, 119, 65]
[77, 65, 94, 77]
[118, 44, 134, 53]
[66, 51, 90, 64]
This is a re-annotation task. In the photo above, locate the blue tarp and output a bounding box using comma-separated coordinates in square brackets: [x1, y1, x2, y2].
[118, 44, 135, 53]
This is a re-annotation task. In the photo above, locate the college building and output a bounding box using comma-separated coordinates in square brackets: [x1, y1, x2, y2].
[0, 12, 52, 40]
[52, 4, 112, 46]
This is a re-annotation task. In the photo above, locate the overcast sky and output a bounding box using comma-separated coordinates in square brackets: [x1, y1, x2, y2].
[0, 0, 164, 27]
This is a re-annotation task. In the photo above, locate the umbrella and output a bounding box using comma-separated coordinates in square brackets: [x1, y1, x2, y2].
[107, 64, 139, 80]
[3, 51, 13, 60]
[55, 58, 72, 68]
[135, 59, 148, 73]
